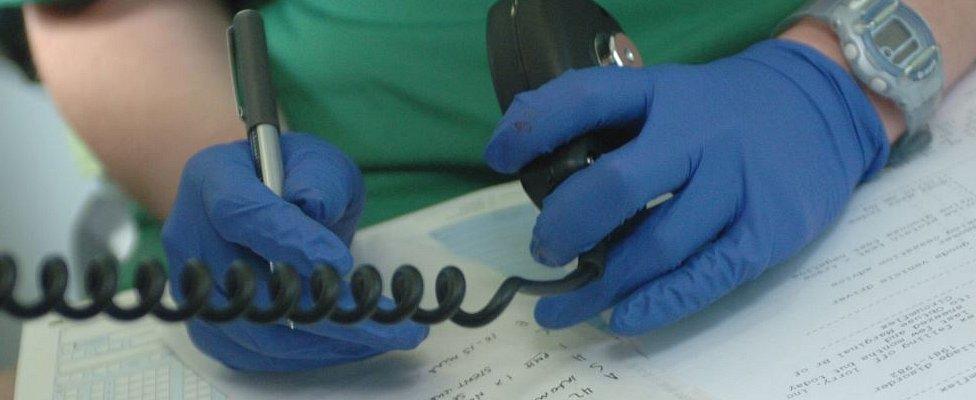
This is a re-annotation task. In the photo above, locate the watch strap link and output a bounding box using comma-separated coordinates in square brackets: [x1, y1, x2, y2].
[784, 0, 945, 166]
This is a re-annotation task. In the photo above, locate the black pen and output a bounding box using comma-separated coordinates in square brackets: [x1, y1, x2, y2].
[229, 10, 283, 197]
[228, 10, 294, 328]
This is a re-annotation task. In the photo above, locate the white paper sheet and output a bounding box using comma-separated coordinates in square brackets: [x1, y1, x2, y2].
[17, 73, 976, 400]
[618, 75, 976, 400]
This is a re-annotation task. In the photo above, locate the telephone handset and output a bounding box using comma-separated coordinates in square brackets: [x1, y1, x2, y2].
[488, 0, 645, 279]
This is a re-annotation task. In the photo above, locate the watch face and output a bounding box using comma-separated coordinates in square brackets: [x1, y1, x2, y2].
[872, 18, 920, 68]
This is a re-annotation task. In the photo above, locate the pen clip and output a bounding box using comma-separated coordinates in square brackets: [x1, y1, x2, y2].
[227, 24, 245, 122]
[227, 10, 280, 132]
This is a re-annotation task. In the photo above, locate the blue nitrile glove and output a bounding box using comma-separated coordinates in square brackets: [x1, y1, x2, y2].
[162, 133, 428, 371]
[485, 40, 890, 335]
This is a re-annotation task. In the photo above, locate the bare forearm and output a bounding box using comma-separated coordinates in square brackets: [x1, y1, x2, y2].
[781, 0, 976, 143]
[0, 367, 12, 400]
[24, 0, 240, 218]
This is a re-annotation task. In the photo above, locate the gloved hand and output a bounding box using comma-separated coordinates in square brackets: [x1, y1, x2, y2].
[485, 39, 890, 335]
[163, 133, 428, 371]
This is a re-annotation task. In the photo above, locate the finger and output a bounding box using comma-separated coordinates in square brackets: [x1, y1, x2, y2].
[530, 128, 694, 266]
[608, 229, 759, 335]
[534, 178, 735, 328]
[484, 67, 651, 173]
[280, 133, 365, 245]
[187, 319, 383, 372]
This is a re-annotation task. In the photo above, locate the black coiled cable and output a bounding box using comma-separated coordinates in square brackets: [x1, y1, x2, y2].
[0, 245, 604, 328]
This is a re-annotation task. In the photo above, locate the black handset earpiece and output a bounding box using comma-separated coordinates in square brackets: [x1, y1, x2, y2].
[487, 0, 644, 275]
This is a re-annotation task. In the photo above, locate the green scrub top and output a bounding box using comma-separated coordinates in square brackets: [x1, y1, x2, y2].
[259, 0, 806, 226]
[2, 0, 804, 280]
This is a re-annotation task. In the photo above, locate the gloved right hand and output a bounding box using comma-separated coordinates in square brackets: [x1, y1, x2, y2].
[162, 133, 428, 372]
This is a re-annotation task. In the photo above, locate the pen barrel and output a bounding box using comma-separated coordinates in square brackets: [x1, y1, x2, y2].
[250, 124, 285, 196]
[251, 123, 292, 329]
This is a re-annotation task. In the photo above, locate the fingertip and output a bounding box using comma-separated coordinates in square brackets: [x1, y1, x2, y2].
[534, 264, 625, 329]
[607, 297, 668, 336]
[317, 244, 355, 276]
[367, 300, 431, 351]
[529, 237, 570, 267]
[484, 124, 522, 174]
[530, 208, 604, 268]
[532, 197, 588, 266]
[533, 297, 576, 329]
[607, 318, 643, 337]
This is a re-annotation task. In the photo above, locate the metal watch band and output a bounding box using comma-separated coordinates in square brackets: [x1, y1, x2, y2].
[784, 0, 945, 165]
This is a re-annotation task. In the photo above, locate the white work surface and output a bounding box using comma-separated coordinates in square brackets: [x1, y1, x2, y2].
[15, 72, 976, 399]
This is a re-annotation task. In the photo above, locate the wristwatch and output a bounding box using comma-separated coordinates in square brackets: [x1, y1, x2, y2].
[785, 0, 945, 165]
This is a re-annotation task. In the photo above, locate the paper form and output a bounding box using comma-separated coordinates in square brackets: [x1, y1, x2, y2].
[16, 73, 976, 400]
[615, 75, 976, 399]
[16, 318, 226, 400]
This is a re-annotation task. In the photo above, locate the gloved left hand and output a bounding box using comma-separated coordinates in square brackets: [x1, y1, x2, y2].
[485, 39, 890, 335]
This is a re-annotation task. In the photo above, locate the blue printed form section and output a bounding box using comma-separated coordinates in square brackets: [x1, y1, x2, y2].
[430, 204, 567, 280]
